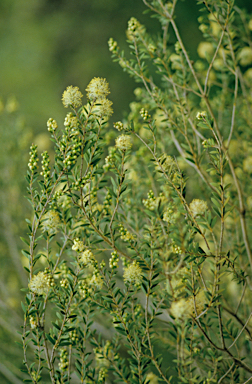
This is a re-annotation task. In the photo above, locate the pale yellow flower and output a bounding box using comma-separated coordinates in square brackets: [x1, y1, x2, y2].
[62, 86, 83, 108]
[86, 77, 110, 101]
[145, 372, 159, 384]
[187, 290, 206, 317]
[94, 98, 113, 118]
[72, 238, 85, 253]
[247, 196, 252, 209]
[41, 211, 60, 235]
[238, 47, 252, 66]
[189, 199, 208, 217]
[29, 316, 37, 329]
[124, 261, 142, 286]
[155, 154, 175, 173]
[197, 42, 214, 59]
[196, 111, 207, 120]
[170, 299, 189, 319]
[244, 68, 252, 81]
[115, 134, 132, 151]
[79, 249, 94, 266]
[243, 156, 252, 173]
[89, 272, 103, 289]
[208, 13, 221, 37]
[28, 272, 50, 295]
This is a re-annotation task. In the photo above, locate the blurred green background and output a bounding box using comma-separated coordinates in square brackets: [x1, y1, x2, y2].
[0, 0, 251, 382]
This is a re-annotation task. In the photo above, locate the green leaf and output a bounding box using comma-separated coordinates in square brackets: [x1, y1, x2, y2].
[46, 333, 55, 345]
[20, 237, 30, 246]
[211, 197, 220, 209]
[115, 326, 126, 335]
[21, 301, 27, 313]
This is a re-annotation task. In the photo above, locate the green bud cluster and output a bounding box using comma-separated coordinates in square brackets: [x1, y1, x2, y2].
[113, 121, 124, 131]
[62, 138, 82, 168]
[47, 118, 58, 133]
[60, 278, 68, 288]
[103, 147, 116, 171]
[69, 330, 78, 343]
[119, 224, 135, 242]
[44, 267, 55, 287]
[140, 107, 150, 121]
[103, 190, 112, 213]
[79, 281, 91, 299]
[108, 37, 118, 52]
[98, 367, 107, 382]
[28, 144, 39, 172]
[40, 151, 50, 182]
[109, 251, 119, 269]
[58, 348, 68, 371]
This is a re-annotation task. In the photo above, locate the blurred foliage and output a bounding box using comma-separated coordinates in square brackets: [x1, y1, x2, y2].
[0, 0, 252, 383]
[0, 100, 33, 383]
[0, 0, 251, 129]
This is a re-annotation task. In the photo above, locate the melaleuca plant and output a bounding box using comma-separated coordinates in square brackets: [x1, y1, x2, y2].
[21, 1, 252, 383]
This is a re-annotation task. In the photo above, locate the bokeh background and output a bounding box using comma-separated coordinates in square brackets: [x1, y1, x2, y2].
[0, 0, 252, 382]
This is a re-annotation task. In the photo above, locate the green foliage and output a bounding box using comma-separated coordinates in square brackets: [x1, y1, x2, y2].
[0, 98, 34, 383]
[21, 1, 252, 383]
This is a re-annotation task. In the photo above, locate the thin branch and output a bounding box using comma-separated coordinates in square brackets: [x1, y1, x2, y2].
[228, 310, 252, 349]
[227, 68, 239, 147]
[218, 362, 235, 384]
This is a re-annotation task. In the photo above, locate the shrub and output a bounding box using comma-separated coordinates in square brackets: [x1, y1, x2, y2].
[21, 1, 252, 383]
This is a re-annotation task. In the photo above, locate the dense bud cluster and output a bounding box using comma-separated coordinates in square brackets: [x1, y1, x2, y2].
[60, 278, 68, 288]
[58, 348, 68, 371]
[28, 144, 39, 172]
[72, 238, 85, 253]
[44, 267, 55, 287]
[143, 190, 165, 210]
[108, 37, 118, 52]
[103, 190, 112, 213]
[113, 121, 124, 131]
[119, 224, 135, 242]
[98, 367, 107, 382]
[127, 17, 145, 39]
[40, 151, 50, 182]
[78, 280, 91, 298]
[109, 251, 119, 269]
[163, 208, 174, 224]
[171, 243, 182, 255]
[64, 112, 78, 133]
[47, 118, 58, 133]
[69, 330, 78, 343]
[140, 107, 151, 121]
[104, 147, 116, 170]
